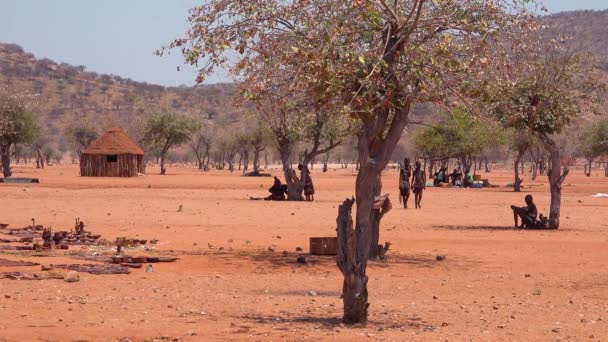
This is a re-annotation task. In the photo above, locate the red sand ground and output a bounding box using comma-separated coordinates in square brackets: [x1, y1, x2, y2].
[0, 163, 607, 341]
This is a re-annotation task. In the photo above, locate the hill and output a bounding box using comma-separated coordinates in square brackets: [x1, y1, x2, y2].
[0, 43, 244, 145]
[539, 9, 608, 70]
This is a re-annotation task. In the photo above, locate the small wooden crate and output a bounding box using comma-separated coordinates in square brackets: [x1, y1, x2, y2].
[309, 237, 338, 255]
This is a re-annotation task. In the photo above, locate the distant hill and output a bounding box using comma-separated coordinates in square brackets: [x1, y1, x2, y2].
[0, 42, 244, 145]
[539, 9, 608, 70]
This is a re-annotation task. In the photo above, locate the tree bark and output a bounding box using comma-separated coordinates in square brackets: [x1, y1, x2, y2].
[1, 144, 12, 177]
[278, 142, 303, 201]
[160, 153, 166, 175]
[336, 198, 368, 324]
[536, 134, 567, 229]
[513, 145, 527, 192]
[585, 158, 593, 177]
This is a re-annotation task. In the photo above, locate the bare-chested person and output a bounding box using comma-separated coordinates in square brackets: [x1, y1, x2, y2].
[511, 194, 538, 228]
[399, 158, 412, 208]
[411, 161, 426, 209]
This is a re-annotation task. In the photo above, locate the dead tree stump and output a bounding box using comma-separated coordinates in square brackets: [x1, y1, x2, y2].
[336, 198, 369, 324]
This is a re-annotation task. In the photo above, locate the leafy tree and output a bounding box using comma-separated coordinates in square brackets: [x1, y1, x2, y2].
[140, 111, 201, 175]
[578, 119, 608, 176]
[66, 120, 98, 159]
[482, 31, 605, 228]
[167, 0, 533, 324]
[415, 108, 502, 173]
[42, 144, 56, 166]
[0, 87, 39, 177]
[189, 120, 213, 171]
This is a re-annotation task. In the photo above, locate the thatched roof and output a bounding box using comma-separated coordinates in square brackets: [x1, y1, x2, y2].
[83, 127, 144, 155]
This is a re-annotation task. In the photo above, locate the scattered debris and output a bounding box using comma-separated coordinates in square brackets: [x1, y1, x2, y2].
[297, 256, 307, 264]
[52, 264, 130, 275]
[0, 271, 63, 281]
[307, 290, 317, 297]
[436, 255, 446, 261]
[0, 258, 39, 267]
[146, 264, 153, 273]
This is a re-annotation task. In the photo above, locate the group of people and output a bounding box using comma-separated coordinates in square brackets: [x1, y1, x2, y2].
[256, 164, 315, 201]
[398, 158, 481, 208]
[432, 168, 474, 187]
[256, 157, 546, 229]
[398, 158, 426, 209]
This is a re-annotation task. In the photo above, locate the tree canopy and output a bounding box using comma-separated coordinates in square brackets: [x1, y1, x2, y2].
[415, 108, 502, 160]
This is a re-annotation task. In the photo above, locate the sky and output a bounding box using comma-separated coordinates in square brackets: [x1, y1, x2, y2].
[0, 0, 606, 87]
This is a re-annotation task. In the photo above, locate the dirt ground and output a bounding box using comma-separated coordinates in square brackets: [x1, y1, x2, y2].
[0, 163, 607, 341]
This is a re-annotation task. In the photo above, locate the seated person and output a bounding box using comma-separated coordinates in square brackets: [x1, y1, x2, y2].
[449, 169, 462, 186]
[250, 176, 288, 201]
[266, 176, 288, 200]
[511, 194, 538, 228]
[463, 169, 474, 188]
[433, 168, 448, 186]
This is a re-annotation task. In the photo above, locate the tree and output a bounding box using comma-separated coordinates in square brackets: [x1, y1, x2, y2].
[189, 121, 213, 171]
[168, 0, 532, 324]
[66, 121, 98, 159]
[415, 108, 503, 174]
[249, 122, 271, 175]
[578, 119, 608, 176]
[140, 111, 201, 175]
[241, 61, 349, 199]
[42, 144, 56, 166]
[509, 131, 533, 192]
[482, 32, 605, 229]
[0, 87, 39, 177]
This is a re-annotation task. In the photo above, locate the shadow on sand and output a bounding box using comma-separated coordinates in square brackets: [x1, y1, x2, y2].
[238, 313, 434, 332]
[433, 224, 523, 231]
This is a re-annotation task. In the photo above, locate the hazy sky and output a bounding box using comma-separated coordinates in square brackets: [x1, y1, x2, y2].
[1, 0, 606, 86]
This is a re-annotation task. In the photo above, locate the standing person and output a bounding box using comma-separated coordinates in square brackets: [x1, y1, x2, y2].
[411, 160, 426, 209]
[399, 158, 412, 208]
[298, 163, 315, 201]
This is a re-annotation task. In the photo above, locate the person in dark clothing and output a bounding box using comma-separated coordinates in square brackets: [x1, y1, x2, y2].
[511, 194, 538, 228]
[261, 176, 287, 200]
[411, 161, 426, 209]
[399, 158, 412, 208]
[298, 164, 315, 201]
[449, 169, 462, 186]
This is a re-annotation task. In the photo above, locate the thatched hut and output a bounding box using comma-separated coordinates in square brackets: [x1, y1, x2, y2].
[80, 127, 145, 177]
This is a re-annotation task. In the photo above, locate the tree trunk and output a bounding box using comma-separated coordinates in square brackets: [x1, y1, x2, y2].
[160, 153, 166, 175]
[1, 144, 12, 177]
[279, 143, 303, 201]
[428, 159, 434, 179]
[336, 198, 368, 324]
[36, 148, 44, 169]
[535, 134, 568, 229]
[585, 158, 593, 177]
[513, 146, 527, 192]
[252, 148, 261, 174]
[547, 148, 568, 229]
[532, 161, 538, 180]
